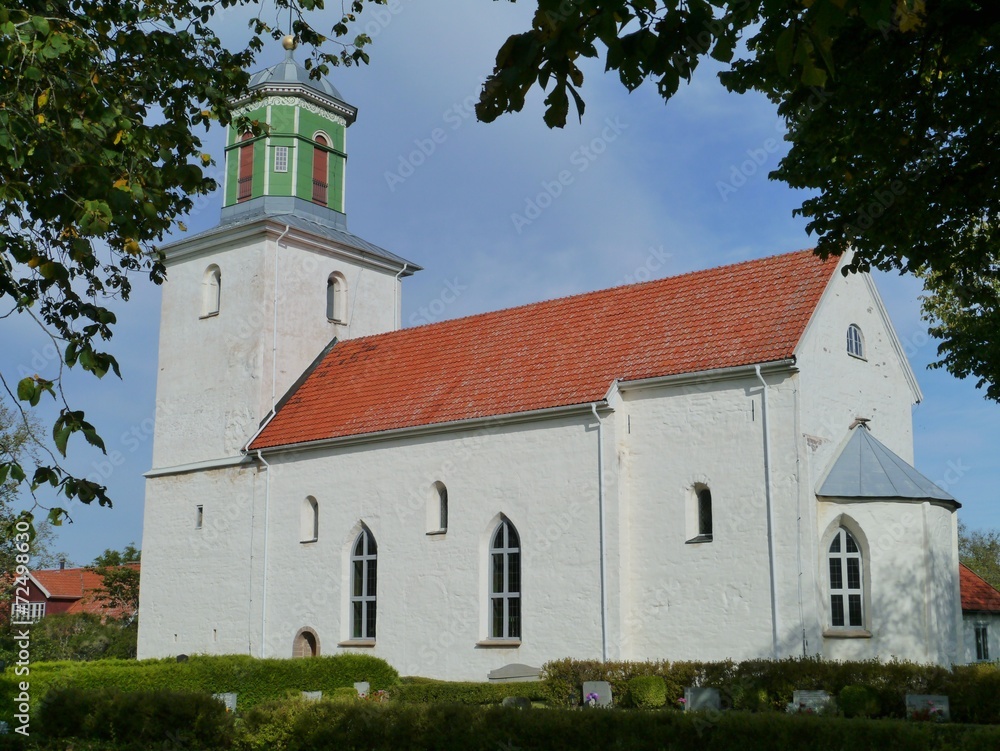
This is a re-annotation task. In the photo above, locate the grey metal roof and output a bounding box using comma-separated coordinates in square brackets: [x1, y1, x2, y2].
[249, 49, 346, 102]
[161, 196, 420, 273]
[817, 426, 957, 504]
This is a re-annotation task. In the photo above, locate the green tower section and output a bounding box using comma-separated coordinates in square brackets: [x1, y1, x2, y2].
[222, 49, 357, 216]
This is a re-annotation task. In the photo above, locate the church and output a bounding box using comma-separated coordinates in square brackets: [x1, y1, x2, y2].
[136, 45, 964, 680]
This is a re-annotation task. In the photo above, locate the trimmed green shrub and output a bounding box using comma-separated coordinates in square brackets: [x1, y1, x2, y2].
[331, 686, 360, 702]
[627, 675, 667, 708]
[37, 686, 233, 749]
[236, 696, 316, 751]
[839, 684, 880, 718]
[248, 701, 1000, 751]
[0, 653, 399, 724]
[542, 656, 979, 719]
[392, 679, 546, 705]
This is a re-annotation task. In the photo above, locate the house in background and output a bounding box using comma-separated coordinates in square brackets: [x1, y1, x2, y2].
[137, 46, 966, 679]
[959, 563, 1000, 663]
[11, 563, 140, 623]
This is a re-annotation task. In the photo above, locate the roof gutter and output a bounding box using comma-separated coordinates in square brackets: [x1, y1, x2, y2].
[251, 401, 603, 457]
[393, 263, 409, 330]
[617, 359, 797, 394]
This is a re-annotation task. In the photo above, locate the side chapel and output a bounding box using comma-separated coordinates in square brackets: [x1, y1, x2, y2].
[137, 46, 964, 679]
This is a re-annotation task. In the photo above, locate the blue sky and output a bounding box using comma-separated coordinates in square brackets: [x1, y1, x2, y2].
[5, 1, 998, 565]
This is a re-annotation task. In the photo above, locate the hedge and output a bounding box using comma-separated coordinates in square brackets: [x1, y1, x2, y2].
[541, 657, 1000, 723]
[6, 699, 1000, 750]
[0, 653, 398, 723]
[392, 679, 547, 705]
[238, 702, 1000, 751]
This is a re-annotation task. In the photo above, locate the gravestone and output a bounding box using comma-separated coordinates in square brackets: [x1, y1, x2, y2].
[302, 691, 323, 702]
[582, 680, 613, 708]
[488, 663, 543, 683]
[0, 721, 9, 734]
[905, 694, 950, 721]
[683, 687, 721, 712]
[501, 696, 532, 709]
[354, 681, 370, 697]
[789, 690, 832, 714]
[212, 692, 237, 712]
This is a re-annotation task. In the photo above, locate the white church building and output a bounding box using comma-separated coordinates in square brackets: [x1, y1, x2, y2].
[137, 49, 965, 679]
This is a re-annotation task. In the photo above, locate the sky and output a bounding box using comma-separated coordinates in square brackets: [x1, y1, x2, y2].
[4, 0, 998, 566]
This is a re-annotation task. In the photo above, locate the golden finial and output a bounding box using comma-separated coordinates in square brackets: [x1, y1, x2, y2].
[281, 35, 297, 51]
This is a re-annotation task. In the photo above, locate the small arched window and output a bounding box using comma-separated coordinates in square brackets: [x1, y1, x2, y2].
[312, 133, 329, 205]
[490, 519, 521, 639]
[427, 482, 448, 534]
[350, 528, 377, 640]
[238, 132, 254, 202]
[292, 628, 319, 658]
[201, 265, 221, 317]
[326, 273, 346, 323]
[847, 324, 865, 359]
[301, 496, 318, 543]
[686, 483, 713, 543]
[829, 527, 864, 628]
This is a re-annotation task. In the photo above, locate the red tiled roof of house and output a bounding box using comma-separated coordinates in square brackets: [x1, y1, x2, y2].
[960, 563, 1000, 613]
[251, 249, 839, 450]
[30, 563, 140, 617]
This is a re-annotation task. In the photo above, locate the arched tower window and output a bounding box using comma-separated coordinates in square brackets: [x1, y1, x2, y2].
[350, 528, 377, 640]
[312, 133, 329, 205]
[829, 527, 864, 628]
[301, 496, 318, 543]
[847, 324, 865, 359]
[489, 519, 521, 639]
[238, 132, 254, 202]
[201, 265, 221, 317]
[326, 273, 346, 323]
[292, 628, 319, 658]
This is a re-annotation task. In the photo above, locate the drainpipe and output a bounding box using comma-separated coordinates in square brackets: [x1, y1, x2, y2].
[755, 365, 780, 659]
[393, 263, 409, 330]
[272, 225, 290, 411]
[590, 403, 609, 662]
[256, 450, 272, 658]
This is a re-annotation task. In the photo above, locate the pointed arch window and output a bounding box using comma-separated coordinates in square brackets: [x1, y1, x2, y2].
[829, 527, 864, 628]
[238, 132, 254, 202]
[490, 519, 521, 639]
[351, 529, 377, 640]
[201, 265, 221, 317]
[312, 133, 329, 205]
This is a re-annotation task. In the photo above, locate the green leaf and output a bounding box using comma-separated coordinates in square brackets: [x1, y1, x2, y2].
[775, 26, 795, 78]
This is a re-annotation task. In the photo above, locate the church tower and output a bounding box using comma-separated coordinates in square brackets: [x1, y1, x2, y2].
[147, 41, 419, 471]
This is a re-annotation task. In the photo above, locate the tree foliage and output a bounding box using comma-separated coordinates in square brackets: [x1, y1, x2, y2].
[0, 0, 384, 525]
[478, 0, 1000, 398]
[89, 543, 141, 618]
[959, 521, 1000, 593]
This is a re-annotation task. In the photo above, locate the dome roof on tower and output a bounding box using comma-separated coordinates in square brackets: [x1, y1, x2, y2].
[248, 49, 345, 100]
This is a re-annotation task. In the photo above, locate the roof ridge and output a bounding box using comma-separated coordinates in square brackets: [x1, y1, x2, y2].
[345, 247, 826, 345]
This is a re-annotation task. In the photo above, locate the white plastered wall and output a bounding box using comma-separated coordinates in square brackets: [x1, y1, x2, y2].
[140, 411, 620, 681]
[150, 226, 399, 470]
[816, 500, 960, 665]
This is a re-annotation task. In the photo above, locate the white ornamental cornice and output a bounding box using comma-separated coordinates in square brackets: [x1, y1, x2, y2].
[232, 95, 348, 127]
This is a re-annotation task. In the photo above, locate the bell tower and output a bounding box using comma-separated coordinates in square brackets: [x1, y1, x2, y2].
[223, 37, 355, 216]
[147, 42, 419, 470]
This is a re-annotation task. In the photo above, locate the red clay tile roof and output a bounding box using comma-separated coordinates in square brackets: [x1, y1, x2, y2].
[960, 563, 1000, 613]
[251, 250, 839, 450]
[30, 564, 140, 617]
